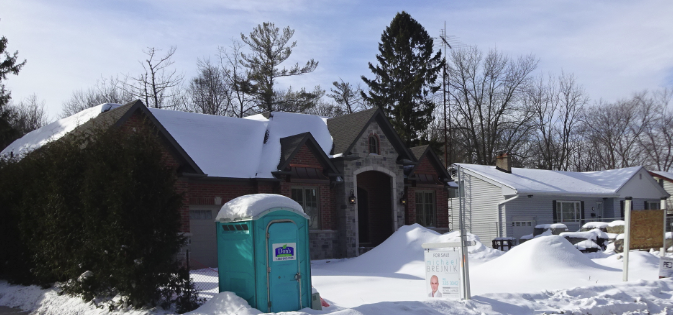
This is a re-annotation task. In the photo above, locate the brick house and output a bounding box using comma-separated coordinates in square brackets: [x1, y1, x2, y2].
[2, 100, 453, 267]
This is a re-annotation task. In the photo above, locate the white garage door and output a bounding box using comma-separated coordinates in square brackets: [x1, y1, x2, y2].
[188, 208, 218, 268]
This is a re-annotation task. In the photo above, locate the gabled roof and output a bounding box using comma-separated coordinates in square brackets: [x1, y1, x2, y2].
[326, 108, 414, 161]
[458, 164, 667, 197]
[407, 145, 452, 183]
[410, 145, 429, 161]
[1, 103, 122, 158]
[278, 132, 339, 175]
[651, 171, 673, 182]
[327, 108, 377, 155]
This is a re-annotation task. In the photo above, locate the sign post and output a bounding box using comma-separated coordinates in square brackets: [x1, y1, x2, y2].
[623, 197, 632, 282]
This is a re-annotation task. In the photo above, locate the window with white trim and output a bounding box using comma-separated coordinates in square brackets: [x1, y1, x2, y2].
[555, 201, 581, 222]
[291, 187, 320, 229]
[415, 190, 435, 227]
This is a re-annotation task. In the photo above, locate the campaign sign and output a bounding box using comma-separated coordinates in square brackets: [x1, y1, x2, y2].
[272, 243, 297, 262]
[424, 249, 460, 299]
[659, 256, 673, 278]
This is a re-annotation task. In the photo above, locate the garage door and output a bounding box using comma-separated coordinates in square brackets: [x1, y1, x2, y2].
[189, 209, 218, 268]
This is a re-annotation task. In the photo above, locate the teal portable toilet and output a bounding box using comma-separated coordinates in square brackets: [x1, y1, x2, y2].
[214, 194, 312, 313]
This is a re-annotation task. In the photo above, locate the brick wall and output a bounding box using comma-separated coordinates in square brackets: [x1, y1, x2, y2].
[288, 145, 322, 168]
[405, 153, 450, 230]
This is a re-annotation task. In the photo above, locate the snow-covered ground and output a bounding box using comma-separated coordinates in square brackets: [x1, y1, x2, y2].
[2, 224, 673, 315]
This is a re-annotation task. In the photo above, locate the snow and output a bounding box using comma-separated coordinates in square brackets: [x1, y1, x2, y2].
[583, 222, 609, 229]
[149, 109, 267, 178]
[214, 194, 307, 222]
[247, 111, 332, 178]
[560, 229, 609, 241]
[575, 239, 600, 250]
[0, 103, 117, 159]
[458, 163, 644, 196]
[151, 109, 332, 178]
[609, 220, 625, 227]
[2, 105, 334, 179]
[4, 225, 673, 315]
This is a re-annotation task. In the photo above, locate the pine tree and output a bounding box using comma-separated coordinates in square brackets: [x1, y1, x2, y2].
[0, 34, 27, 150]
[240, 22, 318, 112]
[361, 12, 443, 147]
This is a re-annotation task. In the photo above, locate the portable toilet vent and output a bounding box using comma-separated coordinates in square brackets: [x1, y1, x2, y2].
[215, 194, 312, 313]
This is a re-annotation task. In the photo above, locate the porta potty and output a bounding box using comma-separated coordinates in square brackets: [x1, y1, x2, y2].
[215, 194, 312, 313]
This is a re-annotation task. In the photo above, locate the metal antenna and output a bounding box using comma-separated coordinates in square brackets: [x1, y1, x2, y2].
[440, 22, 452, 168]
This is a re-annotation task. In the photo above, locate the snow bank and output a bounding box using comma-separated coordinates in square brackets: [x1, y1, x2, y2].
[215, 194, 307, 222]
[475, 235, 614, 273]
[184, 292, 260, 315]
[320, 224, 501, 274]
[1, 103, 116, 159]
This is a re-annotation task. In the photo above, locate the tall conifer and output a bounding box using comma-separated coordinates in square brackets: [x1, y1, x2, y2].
[361, 12, 443, 147]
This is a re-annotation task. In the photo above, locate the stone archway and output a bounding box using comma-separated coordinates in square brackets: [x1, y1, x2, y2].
[355, 170, 393, 248]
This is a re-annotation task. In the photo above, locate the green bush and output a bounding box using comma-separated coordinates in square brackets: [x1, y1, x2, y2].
[0, 124, 201, 312]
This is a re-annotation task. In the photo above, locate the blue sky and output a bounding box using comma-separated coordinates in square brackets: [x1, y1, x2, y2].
[2, 0, 673, 119]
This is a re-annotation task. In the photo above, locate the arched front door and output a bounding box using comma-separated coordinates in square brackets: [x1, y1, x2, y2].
[356, 171, 393, 247]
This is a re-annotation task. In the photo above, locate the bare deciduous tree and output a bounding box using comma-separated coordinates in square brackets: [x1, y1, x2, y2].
[61, 77, 132, 117]
[580, 92, 659, 169]
[125, 47, 183, 109]
[10, 94, 49, 134]
[526, 73, 588, 170]
[221, 42, 256, 118]
[635, 89, 673, 171]
[185, 58, 231, 115]
[448, 46, 538, 165]
[328, 79, 365, 114]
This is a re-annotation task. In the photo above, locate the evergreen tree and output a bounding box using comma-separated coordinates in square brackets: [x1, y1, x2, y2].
[240, 22, 318, 112]
[0, 34, 27, 150]
[361, 12, 443, 147]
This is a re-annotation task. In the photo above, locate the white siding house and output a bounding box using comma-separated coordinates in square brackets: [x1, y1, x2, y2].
[451, 161, 669, 248]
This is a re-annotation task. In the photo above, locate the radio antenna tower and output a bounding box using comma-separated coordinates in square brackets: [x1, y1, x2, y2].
[440, 22, 452, 167]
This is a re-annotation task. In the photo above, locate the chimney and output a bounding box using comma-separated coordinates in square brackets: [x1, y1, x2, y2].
[495, 152, 511, 173]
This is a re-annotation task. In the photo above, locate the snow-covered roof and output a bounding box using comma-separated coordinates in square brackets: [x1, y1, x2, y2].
[244, 112, 333, 177]
[0, 103, 120, 159]
[652, 170, 673, 181]
[3, 101, 335, 179]
[457, 164, 644, 197]
[149, 108, 267, 178]
[215, 194, 308, 222]
[150, 109, 333, 178]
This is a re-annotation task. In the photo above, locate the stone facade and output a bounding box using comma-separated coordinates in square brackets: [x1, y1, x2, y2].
[334, 121, 406, 258]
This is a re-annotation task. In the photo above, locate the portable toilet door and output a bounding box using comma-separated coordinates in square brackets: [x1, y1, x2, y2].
[266, 219, 302, 312]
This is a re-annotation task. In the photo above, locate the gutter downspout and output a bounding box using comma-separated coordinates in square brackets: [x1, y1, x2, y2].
[497, 195, 520, 238]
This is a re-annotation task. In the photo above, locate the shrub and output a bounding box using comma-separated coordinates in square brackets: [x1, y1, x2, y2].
[0, 123, 201, 312]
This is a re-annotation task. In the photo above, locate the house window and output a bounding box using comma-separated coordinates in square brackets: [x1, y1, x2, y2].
[555, 201, 581, 222]
[645, 201, 660, 210]
[368, 135, 379, 154]
[415, 190, 435, 227]
[291, 187, 320, 229]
